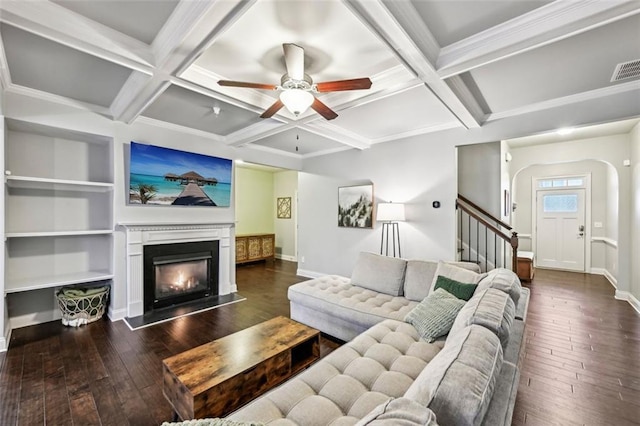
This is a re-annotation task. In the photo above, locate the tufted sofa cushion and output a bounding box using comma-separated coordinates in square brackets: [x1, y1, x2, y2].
[229, 320, 444, 425]
[288, 276, 418, 330]
[405, 325, 503, 426]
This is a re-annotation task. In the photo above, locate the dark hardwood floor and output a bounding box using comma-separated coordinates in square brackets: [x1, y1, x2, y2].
[0, 261, 639, 425]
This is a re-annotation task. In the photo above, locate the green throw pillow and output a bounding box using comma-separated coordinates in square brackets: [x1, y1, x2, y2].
[434, 275, 478, 301]
[404, 288, 466, 342]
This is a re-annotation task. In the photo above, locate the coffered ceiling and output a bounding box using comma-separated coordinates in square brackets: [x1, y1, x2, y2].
[1, 0, 639, 158]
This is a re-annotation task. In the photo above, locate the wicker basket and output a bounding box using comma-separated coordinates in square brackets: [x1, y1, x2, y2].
[56, 285, 110, 327]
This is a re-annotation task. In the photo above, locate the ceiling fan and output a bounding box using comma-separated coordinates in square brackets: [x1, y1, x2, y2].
[217, 43, 372, 120]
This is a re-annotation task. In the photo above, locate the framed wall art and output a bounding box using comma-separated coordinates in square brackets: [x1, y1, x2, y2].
[277, 197, 292, 219]
[338, 184, 374, 228]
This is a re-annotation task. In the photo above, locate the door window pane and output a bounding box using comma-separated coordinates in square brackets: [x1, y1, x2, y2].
[567, 178, 584, 186]
[543, 194, 578, 212]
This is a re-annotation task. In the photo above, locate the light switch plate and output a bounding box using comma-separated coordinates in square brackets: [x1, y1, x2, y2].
[594, 222, 603, 228]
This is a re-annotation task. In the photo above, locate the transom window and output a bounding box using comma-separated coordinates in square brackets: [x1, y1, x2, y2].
[537, 177, 584, 188]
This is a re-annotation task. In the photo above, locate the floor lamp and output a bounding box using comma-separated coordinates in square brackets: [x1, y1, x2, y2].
[377, 202, 405, 258]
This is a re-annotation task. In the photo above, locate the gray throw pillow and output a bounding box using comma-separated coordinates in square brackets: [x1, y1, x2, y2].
[404, 288, 466, 342]
[428, 261, 486, 295]
[355, 397, 438, 426]
[351, 252, 407, 296]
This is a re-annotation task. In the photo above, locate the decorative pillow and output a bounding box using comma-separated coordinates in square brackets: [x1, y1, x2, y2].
[403, 260, 439, 302]
[475, 268, 522, 305]
[447, 288, 516, 349]
[404, 325, 503, 426]
[404, 288, 466, 342]
[355, 397, 439, 426]
[428, 261, 486, 295]
[351, 252, 407, 296]
[433, 275, 478, 301]
[161, 419, 264, 426]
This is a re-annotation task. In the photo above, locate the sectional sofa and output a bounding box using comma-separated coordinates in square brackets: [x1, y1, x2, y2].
[225, 252, 529, 426]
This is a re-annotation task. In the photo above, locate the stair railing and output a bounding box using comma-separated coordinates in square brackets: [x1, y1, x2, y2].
[456, 194, 518, 272]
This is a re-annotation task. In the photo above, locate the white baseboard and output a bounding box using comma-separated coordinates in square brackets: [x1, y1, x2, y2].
[108, 307, 127, 321]
[296, 269, 325, 279]
[590, 267, 618, 289]
[276, 254, 297, 262]
[615, 290, 640, 314]
[0, 322, 11, 352]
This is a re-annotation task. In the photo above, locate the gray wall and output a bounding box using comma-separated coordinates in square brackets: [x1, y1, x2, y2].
[298, 136, 458, 277]
[631, 123, 640, 308]
[458, 141, 501, 217]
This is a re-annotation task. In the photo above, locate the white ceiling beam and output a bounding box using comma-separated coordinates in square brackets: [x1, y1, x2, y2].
[300, 121, 371, 150]
[345, 0, 482, 129]
[113, 0, 256, 123]
[0, 35, 11, 89]
[0, 0, 154, 72]
[437, 0, 640, 78]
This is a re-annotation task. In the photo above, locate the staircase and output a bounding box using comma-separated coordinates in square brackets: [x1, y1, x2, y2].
[456, 194, 518, 272]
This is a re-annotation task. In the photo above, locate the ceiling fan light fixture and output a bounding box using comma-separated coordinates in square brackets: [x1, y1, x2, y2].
[280, 89, 314, 116]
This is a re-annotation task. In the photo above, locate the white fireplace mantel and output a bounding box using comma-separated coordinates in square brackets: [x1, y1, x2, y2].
[119, 222, 235, 318]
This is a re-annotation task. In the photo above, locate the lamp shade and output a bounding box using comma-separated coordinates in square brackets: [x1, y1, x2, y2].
[376, 203, 405, 222]
[280, 89, 314, 116]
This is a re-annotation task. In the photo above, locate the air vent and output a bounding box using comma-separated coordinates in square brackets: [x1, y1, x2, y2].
[611, 59, 640, 82]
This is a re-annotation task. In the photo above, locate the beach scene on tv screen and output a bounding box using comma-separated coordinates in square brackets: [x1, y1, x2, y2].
[129, 142, 232, 207]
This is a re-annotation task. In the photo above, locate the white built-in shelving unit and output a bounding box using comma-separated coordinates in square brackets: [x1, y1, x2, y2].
[3, 119, 114, 297]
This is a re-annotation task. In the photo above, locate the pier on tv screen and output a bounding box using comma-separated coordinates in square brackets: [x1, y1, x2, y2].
[129, 141, 232, 207]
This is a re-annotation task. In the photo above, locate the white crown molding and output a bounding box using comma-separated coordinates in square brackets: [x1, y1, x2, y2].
[486, 80, 640, 122]
[240, 142, 302, 159]
[6, 84, 112, 117]
[301, 145, 354, 160]
[437, 0, 640, 78]
[371, 121, 461, 144]
[134, 115, 226, 143]
[0, 0, 154, 72]
[225, 120, 293, 147]
[345, 0, 480, 129]
[303, 121, 371, 150]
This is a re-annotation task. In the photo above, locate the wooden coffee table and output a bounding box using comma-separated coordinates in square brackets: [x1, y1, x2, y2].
[162, 316, 320, 420]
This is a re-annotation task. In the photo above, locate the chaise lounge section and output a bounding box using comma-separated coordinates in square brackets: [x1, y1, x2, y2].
[224, 252, 529, 426]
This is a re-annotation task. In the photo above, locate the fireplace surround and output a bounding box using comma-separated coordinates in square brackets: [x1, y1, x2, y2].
[119, 222, 234, 319]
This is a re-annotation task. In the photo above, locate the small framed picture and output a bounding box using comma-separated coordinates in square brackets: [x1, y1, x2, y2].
[338, 184, 374, 228]
[277, 197, 292, 219]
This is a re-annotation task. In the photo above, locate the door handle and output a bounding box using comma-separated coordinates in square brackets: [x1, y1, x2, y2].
[578, 225, 584, 238]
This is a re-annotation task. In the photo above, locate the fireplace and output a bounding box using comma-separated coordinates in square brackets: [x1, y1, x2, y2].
[143, 240, 219, 312]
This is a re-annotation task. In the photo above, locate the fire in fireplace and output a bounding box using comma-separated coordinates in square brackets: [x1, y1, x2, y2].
[143, 241, 219, 312]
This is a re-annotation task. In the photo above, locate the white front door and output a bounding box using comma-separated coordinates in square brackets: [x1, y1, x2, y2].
[536, 189, 586, 271]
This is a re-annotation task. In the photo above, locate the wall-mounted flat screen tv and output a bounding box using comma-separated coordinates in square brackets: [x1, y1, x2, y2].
[129, 141, 232, 207]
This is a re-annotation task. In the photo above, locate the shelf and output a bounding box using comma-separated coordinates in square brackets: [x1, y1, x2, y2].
[5, 230, 113, 238]
[5, 271, 114, 293]
[5, 175, 113, 192]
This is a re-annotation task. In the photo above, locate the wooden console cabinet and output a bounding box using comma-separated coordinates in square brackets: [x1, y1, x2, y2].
[236, 233, 275, 264]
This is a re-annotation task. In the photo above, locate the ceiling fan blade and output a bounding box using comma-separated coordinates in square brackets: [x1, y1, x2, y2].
[218, 80, 277, 90]
[311, 98, 338, 120]
[260, 99, 284, 119]
[315, 78, 372, 92]
[283, 43, 305, 80]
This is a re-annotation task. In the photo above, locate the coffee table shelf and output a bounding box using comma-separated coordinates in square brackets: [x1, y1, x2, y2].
[162, 316, 320, 421]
